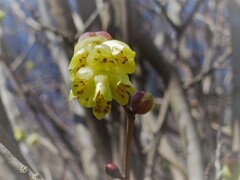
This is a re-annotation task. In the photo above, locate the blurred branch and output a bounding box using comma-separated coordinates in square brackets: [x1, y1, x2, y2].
[183, 46, 231, 89]
[76, 0, 102, 32]
[10, 33, 36, 71]
[158, 135, 187, 179]
[155, 1, 180, 31]
[47, 0, 76, 41]
[74, 2, 109, 40]
[132, 7, 204, 176]
[10, 1, 74, 43]
[228, 0, 240, 151]
[180, 0, 203, 33]
[168, 74, 204, 180]
[214, 127, 223, 180]
[0, 143, 43, 180]
[156, 0, 203, 37]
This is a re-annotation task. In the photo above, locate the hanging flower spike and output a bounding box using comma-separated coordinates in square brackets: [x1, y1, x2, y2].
[69, 31, 136, 119]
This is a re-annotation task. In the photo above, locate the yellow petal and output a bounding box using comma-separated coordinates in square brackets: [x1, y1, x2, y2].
[108, 68, 135, 105]
[112, 82, 135, 105]
[93, 75, 112, 101]
[68, 49, 88, 80]
[75, 66, 94, 79]
[87, 44, 115, 70]
[71, 67, 95, 107]
[74, 36, 105, 54]
[103, 40, 136, 74]
[92, 75, 112, 119]
[93, 92, 111, 120]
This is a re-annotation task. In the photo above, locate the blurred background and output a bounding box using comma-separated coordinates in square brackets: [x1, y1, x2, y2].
[0, 0, 239, 179]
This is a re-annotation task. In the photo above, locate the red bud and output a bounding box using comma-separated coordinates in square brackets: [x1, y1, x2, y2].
[79, 31, 112, 41]
[95, 31, 112, 40]
[130, 91, 154, 114]
[104, 163, 123, 179]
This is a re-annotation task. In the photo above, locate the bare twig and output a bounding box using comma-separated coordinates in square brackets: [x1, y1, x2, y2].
[10, 34, 36, 71]
[74, 2, 109, 40]
[168, 74, 204, 180]
[214, 131, 223, 180]
[183, 46, 231, 89]
[181, 0, 204, 32]
[204, 159, 214, 180]
[155, 1, 180, 31]
[10, 1, 73, 43]
[0, 143, 43, 180]
[158, 135, 187, 179]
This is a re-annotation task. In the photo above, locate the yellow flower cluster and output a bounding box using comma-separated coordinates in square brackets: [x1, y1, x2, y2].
[69, 32, 136, 119]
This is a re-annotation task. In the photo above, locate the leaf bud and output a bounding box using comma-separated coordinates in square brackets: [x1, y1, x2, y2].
[130, 91, 154, 114]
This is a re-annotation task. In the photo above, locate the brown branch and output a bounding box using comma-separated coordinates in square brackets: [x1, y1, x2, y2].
[168, 74, 204, 179]
[0, 143, 43, 180]
[183, 46, 231, 89]
[155, 1, 180, 31]
[74, 2, 109, 40]
[10, 1, 74, 43]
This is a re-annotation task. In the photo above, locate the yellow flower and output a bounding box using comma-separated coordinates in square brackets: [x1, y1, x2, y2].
[69, 32, 136, 119]
[103, 40, 135, 74]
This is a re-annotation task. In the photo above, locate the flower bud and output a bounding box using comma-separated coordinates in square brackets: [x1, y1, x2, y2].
[95, 31, 113, 40]
[79, 31, 112, 41]
[130, 91, 154, 114]
[104, 163, 123, 179]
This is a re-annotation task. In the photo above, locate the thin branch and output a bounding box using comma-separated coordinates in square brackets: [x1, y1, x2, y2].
[10, 1, 73, 43]
[74, 2, 109, 40]
[122, 105, 135, 180]
[10, 34, 36, 71]
[183, 46, 231, 89]
[0, 143, 43, 180]
[181, 0, 204, 32]
[155, 0, 180, 31]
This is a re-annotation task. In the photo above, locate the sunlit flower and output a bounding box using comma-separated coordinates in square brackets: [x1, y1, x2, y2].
[69, 32, 136, 119]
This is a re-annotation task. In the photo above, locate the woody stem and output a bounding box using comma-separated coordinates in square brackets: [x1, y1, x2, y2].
[122, 105, 135, 180]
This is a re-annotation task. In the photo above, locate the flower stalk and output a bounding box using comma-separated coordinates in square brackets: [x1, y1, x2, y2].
[123, 105, 135, 180]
